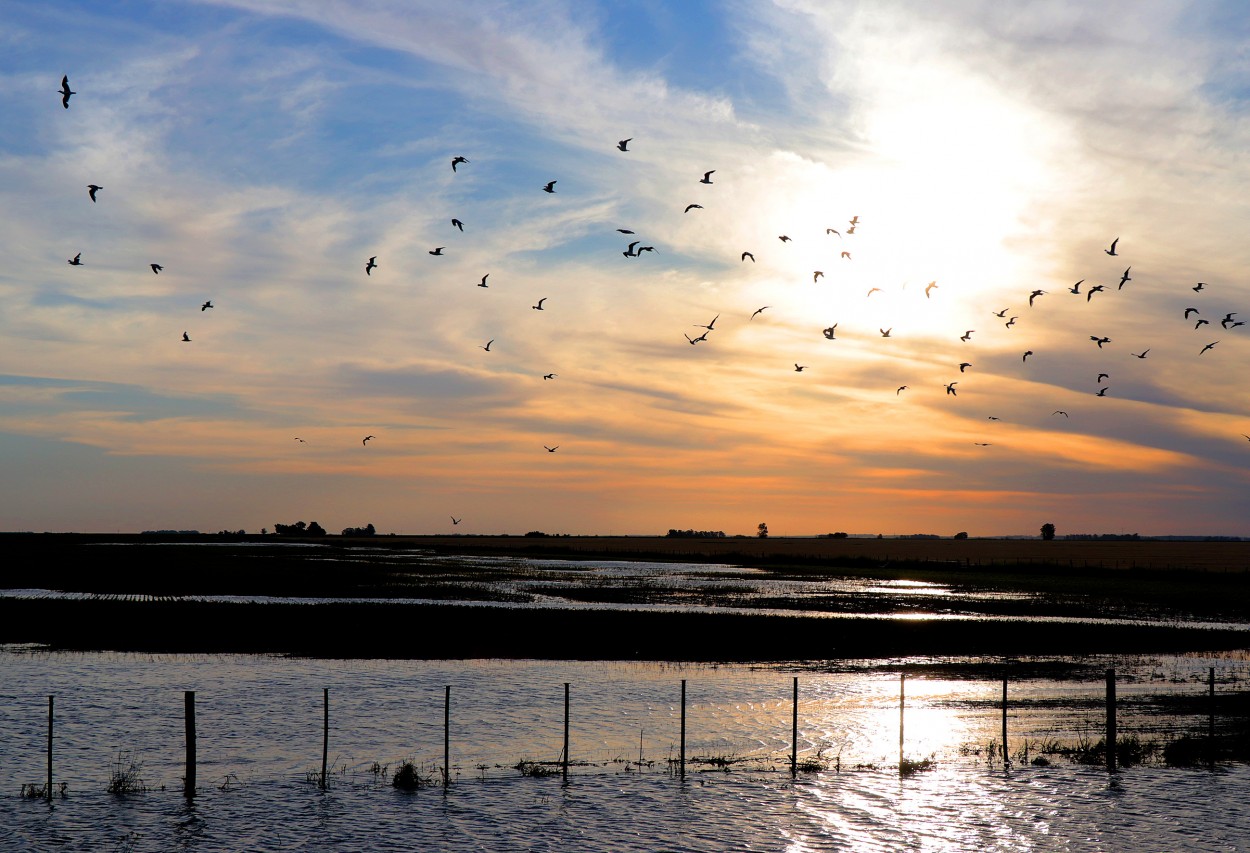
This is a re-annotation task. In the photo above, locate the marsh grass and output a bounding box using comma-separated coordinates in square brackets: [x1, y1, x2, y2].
[107, 752, 150, 795]
[391, 760, 436, 790]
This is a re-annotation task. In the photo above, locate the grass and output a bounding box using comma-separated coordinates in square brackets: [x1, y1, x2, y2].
[107, 752, 150, 795]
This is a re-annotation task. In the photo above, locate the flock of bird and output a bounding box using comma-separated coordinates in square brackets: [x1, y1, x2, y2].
[53, 73, 1249, 532]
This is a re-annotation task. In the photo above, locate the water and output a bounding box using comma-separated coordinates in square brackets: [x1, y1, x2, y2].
[2, 649, 1248, 851]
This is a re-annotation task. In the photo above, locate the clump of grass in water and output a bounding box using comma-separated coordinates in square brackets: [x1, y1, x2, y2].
[515, 760, 563, 778]
[107, 752, 150, 795]
[20, 782, 68, 799]
[899, 756, 936, 775]
[392, 760, 436, 790]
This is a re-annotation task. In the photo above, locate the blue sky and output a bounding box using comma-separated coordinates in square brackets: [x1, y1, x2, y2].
[2, 0, 1249, 536]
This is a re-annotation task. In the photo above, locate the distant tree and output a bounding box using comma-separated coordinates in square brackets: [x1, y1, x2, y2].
[273, 521, 307, 536]
[306, 521, 327, 536]
[757, 522, 769, 539]
[524, 530, 548, 537]
[1040, 523, 1056, 541]
[341, 523, 377, 537]
[261, 527, 267, 536]
[954, 531, 968, 540]
[823, 532, 849, 539]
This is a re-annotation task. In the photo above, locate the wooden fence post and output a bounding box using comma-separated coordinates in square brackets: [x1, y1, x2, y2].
[680, 679, 686, 779]
[46, 695, 53, 801]
[184, 691, 196, 798]
[1002, 677, 1009, 769]
[790, 676, 798, 776]
[562, 682, 570, 783]
[1105, 669, 1116, 772]
[444, 685, 451, 788]
[1208, 667, 1216, 768]
[898, 674, 906, 771]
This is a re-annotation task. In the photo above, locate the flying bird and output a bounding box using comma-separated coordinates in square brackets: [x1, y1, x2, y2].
[1195, 319, 1210, 329]
[779, 235, 791, 243]
[1097, 373, 1108, 383]
[1023, 350, 1033, 362]
[841, 251, 852, 260]
[451, 516, 461, 525]
[974, 443, 992, 447]
[637, 245, 656, 254]
[1006, 317, 1018, 328]
[993, 308, 1009, 318]
[480, 339, 494, 351]
[60, 75, 75, 108]
[845, 225, 856, 234]
[959, 362, 971, 373]
[616, 229, 635, 234]
[532, 297, 547, 310]
[944, 382, 957, 396]
[987, 416, 1000, 420]
[827, 228, 841, 237]
[542, 181, 556, 193]
[741, 251, 755, 262]
[1090, 336, 1111, 348]
[451, 156, 468, 172]
[1221, 312, 1238, 329]
[150, 263, 163, 274]
[751, 306, 769, 320]
[1184, 308, 1199, 319]
[1097, 387, 1109, 397]
[961, 330, 974, 341]
[294, 437, 306, 443]
[822, 325, 837, 340]
[1105, 237, 1119, 256]
[866, 287, 881, 297]
[880, 328, 892, 338]
[87, 184, 102, 202]
[429, 247, 445, 256]
[544, 445, 559, 452]
[68, 252, 82, 266]
[362, 435, 374, 445]
[925, 281, 938, 298]
[684, 332, 708, 345]
[794, 364, 808, 372]
[684, 204, 703, 213]
[813, 270, 824, 282]
[543, 373, 557, 380]
[452, 218, 464, 231]
[365, 256, 377, 274]
[201, 300, 213, 311]
[181, 332, 190, 342]
[1086, 284, 1106, 302]
[849, 215, 859, 226]
[1069, 280, 1084, 294]
[623, 241, 640, 257]
[1054, 411, 1069, 417]
[1131, 349, 1150, 359]
[617, 138, 631, 151]
[897, 386, 908, 395]
[477, 274, 489, 287]
[1118, 267, 1132, 289]
[694, 314, 719, 330]
[1028, 289, 1045, 307]
[1200, 341, 1219, 354]
[1193, 282, 1206, 292]
[700, 170, 715, 184]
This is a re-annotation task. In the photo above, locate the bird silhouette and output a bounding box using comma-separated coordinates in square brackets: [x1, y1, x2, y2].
[823, 324, 837, 340]
[1091, 336, 1111, 348]
[794, 364, 808, 372]
[429, 247, 445, 256]
[849, 215, 860, 226]
[623, 241, 640, 257]
[1029, 289, 1045, 306]
[1023, 350, 1033, 361]
[150, 263, 163, 274]
[867, 287, 881, 297]
[1069, 280, 1084, 294]
[926, 281, 938, 298]
[1221, 312, 1238, 329]
[294, 437, 306, 443]
[637, 245, 656, 255]
[1097, 387, 1109, 397]
[1193, 282, 1206, 292]
[694, 314, 719, 331]
[451, 516, 461, 525]
[617, 138, 631, 151]
[1200, 341, 1219, 354]
[543, 373, 557, 380]
[961, 330, 974, 341]
[542, 181, 557, 193]
[1105, 237, 1119, 256]
[477, 274, 489, 288]
[897, 386, 908, 395]
[959, 362, 971, 373]
[533, 297, 547, 310]
[684, 204, 703, 213]
[1006, 317, 1018, 328]
[987, 416, 1000, 420]
[616, 229, 635, 234]
[87, 184, 101, 202]
[1185, 308, 1200, 319]
[741, 251, 755, 262]
[1195, 319, 1210, 329]
[201, 301, 213, 311]
[993, 308, 1009, 318]
[751, 306, 769, 320]
[945, 382, 957, 396]
[779, 235, 791, 243]
[1054, 411, 1069, 417]
[1118, 267, 1131, 289]
[451, 218, 464, 231]
[60, 75, 75, 108]
[480, 339, 494, 351]
[365, 256, 377, 274]
[451, 156, 468, 172]
[1097, 373, 1108, 383]
[813, 270, 824, 282]
[363, 435, 374, 445]
[846, 225, 856, 234]
[827, 228, 841, 237]
[841, 251, 852, 260]
[68, 252, 82, 266]
[700, 170, 715, 184]
[544, 445, 559, 452]
[181, 332, 190, 342]
[1132, 349, 1150, 359]
[880, 328, 892, 338]
[974, 443, 992, 447]
[1086, 285, 1106, 302]
[684, 331, 709, 345]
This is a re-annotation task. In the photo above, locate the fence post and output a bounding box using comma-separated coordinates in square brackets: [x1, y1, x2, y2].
[1208, 667, 1216, 768]
[562, 682, 570, 783]
[184, 691, 196, 798]
[680, 679, 686, 779]
[791, 676, 798, 777]
[444, 685, 451, 788]
[1105, 669, 1116, 772]
[320, 688, 329, 790]
[899, 674, 905, 771]
[1002, 677, 1009, 768]
[46, 695, 53, 801]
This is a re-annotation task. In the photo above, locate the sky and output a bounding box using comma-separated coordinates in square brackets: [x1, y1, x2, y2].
[2, 0, 1249, 538]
